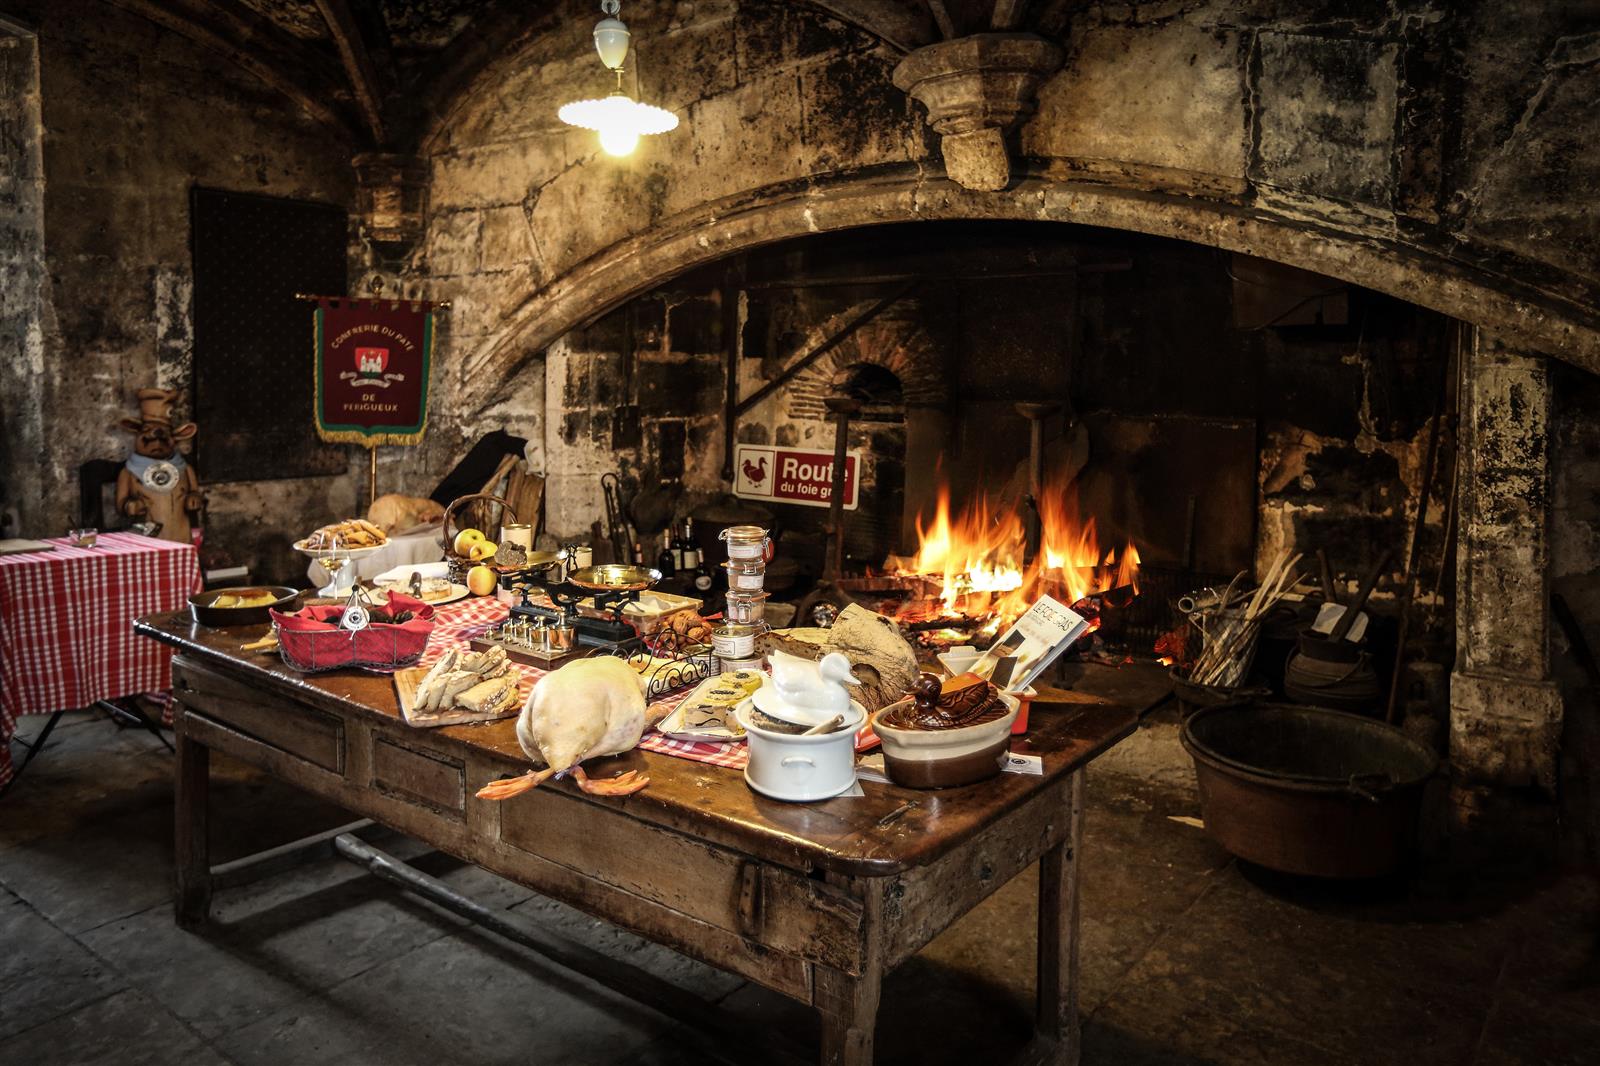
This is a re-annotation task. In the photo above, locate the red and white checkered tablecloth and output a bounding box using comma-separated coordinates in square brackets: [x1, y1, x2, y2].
[416, 598, 749, 771]
[0, 532, 202, 789]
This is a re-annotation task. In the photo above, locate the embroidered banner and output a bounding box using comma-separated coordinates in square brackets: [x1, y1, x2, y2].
[313, 298, 435, 446]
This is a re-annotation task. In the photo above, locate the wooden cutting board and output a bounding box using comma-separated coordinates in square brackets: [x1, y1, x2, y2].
[394, 665, 527, 728]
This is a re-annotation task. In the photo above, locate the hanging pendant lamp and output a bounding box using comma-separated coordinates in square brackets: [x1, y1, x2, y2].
[558, 0, 679, 157]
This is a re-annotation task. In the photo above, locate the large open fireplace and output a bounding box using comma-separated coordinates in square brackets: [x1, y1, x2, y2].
[523, 221, 1450, 670]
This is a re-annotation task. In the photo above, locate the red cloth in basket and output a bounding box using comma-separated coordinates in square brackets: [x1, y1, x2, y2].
[271, 594, 435, 672]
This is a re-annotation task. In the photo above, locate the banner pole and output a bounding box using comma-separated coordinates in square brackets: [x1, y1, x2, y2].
[368, 444, 378, 511]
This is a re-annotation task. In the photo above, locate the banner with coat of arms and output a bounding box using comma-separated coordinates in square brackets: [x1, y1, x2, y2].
[312, 297, 436, 446]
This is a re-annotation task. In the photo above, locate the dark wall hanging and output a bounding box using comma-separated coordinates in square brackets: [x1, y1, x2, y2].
[190, 186, 348, 482]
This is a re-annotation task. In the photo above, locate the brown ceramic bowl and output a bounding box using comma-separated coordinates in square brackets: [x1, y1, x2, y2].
[871, 693, 1020, 789]
[188, 586, 300, 627]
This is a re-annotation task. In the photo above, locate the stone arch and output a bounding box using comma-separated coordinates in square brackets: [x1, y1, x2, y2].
[454, 164, 1600, 412]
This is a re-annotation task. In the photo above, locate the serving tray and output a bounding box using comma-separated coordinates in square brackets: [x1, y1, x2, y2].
[394, 664, 528, 728]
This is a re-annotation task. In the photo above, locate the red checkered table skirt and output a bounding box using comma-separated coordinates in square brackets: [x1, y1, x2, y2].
[0, 533, 201, 789]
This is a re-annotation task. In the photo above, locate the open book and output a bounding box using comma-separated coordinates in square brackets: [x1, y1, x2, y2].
[970, 595, 1091, 693]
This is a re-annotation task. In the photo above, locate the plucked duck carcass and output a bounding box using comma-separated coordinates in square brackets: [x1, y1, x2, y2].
[476, 656, 652, 799]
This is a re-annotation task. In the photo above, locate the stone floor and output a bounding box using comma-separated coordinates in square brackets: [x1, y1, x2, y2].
[3, 708, 1599, 1066]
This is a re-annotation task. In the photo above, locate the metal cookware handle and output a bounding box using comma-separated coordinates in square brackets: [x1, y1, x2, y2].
[780, 756, 816, 768]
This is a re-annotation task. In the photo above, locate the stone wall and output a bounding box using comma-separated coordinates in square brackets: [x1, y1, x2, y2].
[376, 0, 1600, 431]
[0, 0, 356, 582]
[0, 24, 45, 537]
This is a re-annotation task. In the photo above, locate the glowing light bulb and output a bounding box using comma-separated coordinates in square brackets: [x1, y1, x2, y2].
[598, 125, 640, 156]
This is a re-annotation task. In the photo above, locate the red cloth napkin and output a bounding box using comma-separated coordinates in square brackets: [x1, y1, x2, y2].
[271, 593, 436, 672]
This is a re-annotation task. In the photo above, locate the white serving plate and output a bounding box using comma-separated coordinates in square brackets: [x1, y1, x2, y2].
[653, 675, 755, 742]
[371, 581, 471, 607]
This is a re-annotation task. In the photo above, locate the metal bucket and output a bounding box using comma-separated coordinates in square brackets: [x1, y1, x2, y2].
[1181, 702, 1437, 878]
[1283, 628, 1382, 714]
[1169, 665, 1270, 718]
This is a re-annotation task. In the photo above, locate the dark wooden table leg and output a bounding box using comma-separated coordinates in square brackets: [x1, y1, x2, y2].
[817, 877, 884, 1065]
[1034, 768, 1085, 1065]
[174, 726, 212, 928]
[817, 966, 883, 1066]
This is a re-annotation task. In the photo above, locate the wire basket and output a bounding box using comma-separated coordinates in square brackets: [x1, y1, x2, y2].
[271, 596, 435, 673]
[607, 623, 716, 700]
[440, 493, 518, 584]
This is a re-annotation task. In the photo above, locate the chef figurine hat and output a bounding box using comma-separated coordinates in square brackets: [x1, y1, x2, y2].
[134, 387, 183, 426]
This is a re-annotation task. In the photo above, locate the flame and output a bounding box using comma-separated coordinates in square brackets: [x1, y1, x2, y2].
[892, 475, 1139, 633]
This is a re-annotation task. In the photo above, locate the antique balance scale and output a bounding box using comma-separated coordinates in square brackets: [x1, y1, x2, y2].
[476, 554, 666, 664]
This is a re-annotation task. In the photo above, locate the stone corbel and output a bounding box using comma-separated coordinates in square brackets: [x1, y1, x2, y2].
[352, 152, 429, 256]
[892, 33, 1064, 192]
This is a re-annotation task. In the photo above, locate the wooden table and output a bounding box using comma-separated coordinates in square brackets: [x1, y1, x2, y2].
[136, 612, 1137, 1065]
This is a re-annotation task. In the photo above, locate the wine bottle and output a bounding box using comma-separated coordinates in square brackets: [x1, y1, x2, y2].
[656, 530, 676, 577]
[682, 517, 701, 570]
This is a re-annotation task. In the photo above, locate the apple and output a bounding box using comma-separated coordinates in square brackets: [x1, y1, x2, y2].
[466, 564, 497, 597]
[467, 539, 498, 563]
[453, 528, 486, 556]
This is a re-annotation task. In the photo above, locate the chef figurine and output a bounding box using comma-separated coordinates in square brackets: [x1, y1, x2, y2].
[115, 387, 203, 544]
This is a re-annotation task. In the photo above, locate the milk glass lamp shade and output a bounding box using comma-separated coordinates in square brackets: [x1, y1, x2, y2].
[559, 0, 679, 157]
[558, 93, 679, 157]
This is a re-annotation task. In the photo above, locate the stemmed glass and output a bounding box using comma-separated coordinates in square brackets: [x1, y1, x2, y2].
[317, 535, 353, 598]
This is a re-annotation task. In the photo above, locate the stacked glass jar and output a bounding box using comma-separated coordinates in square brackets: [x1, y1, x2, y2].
[712, 524, 770, 672]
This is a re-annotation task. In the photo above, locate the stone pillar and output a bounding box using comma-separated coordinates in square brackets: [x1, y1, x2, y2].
[1450, 329, 1564, 794]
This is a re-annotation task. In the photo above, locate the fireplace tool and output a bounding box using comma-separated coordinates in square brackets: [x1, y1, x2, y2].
[794, 395, 861, 627]
[1015, 401, 1062, 564]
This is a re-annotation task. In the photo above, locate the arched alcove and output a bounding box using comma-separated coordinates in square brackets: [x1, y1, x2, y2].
[451, 169, 1600, 414]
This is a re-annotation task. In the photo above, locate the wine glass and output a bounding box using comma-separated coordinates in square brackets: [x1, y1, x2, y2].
[317, 534, 353, 598]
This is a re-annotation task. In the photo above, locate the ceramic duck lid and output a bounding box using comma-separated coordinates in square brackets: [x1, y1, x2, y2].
[755, 650, 860, 727]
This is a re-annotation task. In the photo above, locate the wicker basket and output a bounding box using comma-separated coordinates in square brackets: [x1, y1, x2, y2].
[440, 493, 518, 584]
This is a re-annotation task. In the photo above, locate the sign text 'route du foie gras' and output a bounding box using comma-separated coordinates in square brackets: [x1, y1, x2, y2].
[733, 444, 861, 510]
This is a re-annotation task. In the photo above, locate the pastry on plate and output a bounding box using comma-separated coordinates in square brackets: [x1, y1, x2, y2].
[302, 518, 389, 551]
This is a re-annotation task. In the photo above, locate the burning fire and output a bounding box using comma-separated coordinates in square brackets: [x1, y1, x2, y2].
[889, 478, 1140, 635]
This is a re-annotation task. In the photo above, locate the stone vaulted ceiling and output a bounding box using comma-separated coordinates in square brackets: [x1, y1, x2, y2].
[105, 1, 1052, 151]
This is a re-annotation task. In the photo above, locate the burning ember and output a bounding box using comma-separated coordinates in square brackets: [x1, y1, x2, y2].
[884, 478, 1140, 639]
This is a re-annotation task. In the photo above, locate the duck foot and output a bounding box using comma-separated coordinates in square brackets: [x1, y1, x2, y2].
[475, 767, 557, 800]
[571, 766, 650, 795]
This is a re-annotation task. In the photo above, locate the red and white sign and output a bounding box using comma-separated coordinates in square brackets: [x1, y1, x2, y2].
[733, 444, 860, 510]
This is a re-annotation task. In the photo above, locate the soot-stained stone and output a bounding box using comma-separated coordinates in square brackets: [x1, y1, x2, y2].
[1252, 32, 1399, 209]
[637, 358, 722, 415]
[1268, 440, 1404, 502]
[802, 54, 910, 172]
[665, 295, 722, 355]
[735, 0, 872, 76]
